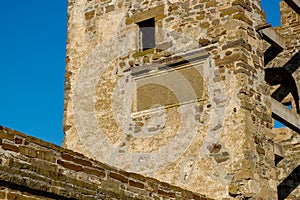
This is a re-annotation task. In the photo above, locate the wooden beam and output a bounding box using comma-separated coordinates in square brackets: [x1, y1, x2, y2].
[283, 50, 300, 74]
[264, 45, 283, 66]
[270, 97, 300, 133]
[259, 28, 285, 50]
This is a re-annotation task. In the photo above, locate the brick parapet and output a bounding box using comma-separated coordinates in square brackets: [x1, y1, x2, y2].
[0, 126, 212, 200]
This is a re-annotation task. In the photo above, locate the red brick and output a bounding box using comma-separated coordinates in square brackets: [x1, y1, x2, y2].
[158, 189, 176, 198]
[129, 172, 146, 182]
[129, 180, 144, 189]
[61, 153, 74, 161]
[57, 160, 83, 172]
[2, 143, 19, 153]
[109, 172, 128, 183]
[62, 149, 85, 157]
[61, 153, 92, 167]
[119, 170, 130, 177]
[83, 167, 106, 178]
[73, 157, 92, 167]
[14, 137, 23, 144]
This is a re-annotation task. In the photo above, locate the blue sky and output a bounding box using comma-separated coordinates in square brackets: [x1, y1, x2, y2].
[0, 0, 282, 146]
[0, 1, 67, 145]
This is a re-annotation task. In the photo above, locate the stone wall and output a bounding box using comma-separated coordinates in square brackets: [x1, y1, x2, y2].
[0, 126, 212, 200]
[1, 1, 299, 199]
[63, 0, 276, 199]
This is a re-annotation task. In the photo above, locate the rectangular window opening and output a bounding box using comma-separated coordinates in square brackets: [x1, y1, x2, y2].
[137, 18, 155, 51]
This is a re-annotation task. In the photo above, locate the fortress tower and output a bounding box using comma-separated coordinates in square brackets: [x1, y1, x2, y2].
[0, 0, 299, 199]
[63, 0, 300, 199]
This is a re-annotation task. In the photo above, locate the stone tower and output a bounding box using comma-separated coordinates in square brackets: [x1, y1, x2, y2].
[62, 0, 299, 199]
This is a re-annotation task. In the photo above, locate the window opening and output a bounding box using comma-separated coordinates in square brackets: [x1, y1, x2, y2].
[137, 18, 155, 51]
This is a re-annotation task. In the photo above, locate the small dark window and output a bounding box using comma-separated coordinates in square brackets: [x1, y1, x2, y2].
[137, 18, 155, 51]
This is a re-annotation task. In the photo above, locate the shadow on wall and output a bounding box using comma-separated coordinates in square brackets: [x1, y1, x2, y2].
[278, 165, 300, 200]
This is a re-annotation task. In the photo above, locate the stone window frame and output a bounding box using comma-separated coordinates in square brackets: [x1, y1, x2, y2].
[126, 5, 165, 52]
[137, 18, 156, 51]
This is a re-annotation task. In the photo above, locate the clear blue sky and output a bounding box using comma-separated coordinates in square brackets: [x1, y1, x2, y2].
[0, 1, 67, 146]
[0, 0, 281, 146]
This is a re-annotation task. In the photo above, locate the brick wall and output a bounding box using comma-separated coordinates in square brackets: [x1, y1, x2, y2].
[0, 126, 212, 200]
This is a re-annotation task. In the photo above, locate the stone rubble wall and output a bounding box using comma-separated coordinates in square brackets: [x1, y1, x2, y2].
[0, 126, 212, 200]
[1, 0, 299, 199]
[63, 0, 277, 199]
